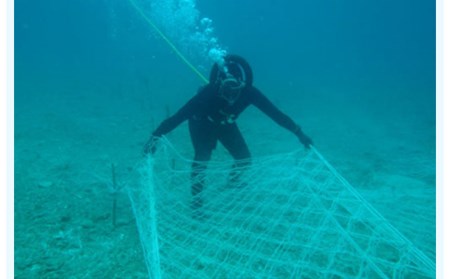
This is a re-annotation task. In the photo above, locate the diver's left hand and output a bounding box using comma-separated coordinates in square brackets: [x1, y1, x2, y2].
[297, 132, 313, 149]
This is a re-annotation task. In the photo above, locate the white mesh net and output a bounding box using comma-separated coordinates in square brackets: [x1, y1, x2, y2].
[127, 137, 434, 279]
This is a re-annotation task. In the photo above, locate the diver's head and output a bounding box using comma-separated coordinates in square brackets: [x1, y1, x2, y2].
[209, 55, 253, 105]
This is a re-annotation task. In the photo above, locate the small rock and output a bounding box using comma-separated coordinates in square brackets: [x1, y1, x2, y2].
[92, 213, 110, 222]
[38, 181, 54, 188]
[60, 215, 71, 223]
[81, 220, 95, 229]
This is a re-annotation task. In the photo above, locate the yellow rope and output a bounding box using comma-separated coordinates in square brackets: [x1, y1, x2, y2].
[128, 0, 209, 84]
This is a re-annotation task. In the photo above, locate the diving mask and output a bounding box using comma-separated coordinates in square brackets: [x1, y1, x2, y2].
[219, 74, 245, 105]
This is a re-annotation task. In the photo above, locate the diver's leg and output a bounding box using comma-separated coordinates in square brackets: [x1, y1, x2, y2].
[218, 124, 251, 187]
[191, 158, 210, 214]
[188, 119, 217, 216]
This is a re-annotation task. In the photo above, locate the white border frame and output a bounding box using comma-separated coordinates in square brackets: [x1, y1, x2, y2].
[1, 0, 445, 278]
[437, 0, 448, 277]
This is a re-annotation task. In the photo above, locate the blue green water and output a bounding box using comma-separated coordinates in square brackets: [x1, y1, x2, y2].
[14, 0, 436, 277]
[16, 0, 435, 95]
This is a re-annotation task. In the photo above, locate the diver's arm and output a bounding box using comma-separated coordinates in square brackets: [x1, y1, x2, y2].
[250, 87, 299, 132]
[152, 96, 198, 137]
[143, 96, 199, 155]
[250, 87, 313, 148]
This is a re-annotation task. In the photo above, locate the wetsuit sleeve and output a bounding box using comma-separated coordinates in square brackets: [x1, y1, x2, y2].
[152, 95, 199, 137]
[250, 87, 302, 135]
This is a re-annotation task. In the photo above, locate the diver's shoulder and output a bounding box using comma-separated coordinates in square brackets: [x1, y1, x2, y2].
[245, 85, 263, 96]
[196, 84, 215, 95]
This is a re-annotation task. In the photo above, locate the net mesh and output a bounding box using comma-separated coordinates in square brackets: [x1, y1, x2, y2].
[127, 137, 434, 279]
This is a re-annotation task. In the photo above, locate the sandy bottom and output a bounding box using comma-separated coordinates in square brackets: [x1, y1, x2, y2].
[14, 81, 435, 278]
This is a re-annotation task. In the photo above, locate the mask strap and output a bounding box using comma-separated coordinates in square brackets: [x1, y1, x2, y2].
[218, 61, 246, 84]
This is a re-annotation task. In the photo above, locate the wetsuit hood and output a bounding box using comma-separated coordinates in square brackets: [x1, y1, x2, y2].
[209, 54, 253, 88]
[209, 55, 253, 105]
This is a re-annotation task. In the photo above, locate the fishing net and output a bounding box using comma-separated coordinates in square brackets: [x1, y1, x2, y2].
[127, 137, 435, 279]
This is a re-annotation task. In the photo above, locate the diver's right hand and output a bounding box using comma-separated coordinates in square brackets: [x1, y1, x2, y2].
[143, 136, 159, 155]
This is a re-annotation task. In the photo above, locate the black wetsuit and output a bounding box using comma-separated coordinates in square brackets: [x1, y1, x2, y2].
[153, 84, 301, 151]
[152, 84, 302, 208]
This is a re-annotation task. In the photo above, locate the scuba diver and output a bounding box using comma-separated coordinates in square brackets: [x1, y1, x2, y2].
[143, 54, 312, 218]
